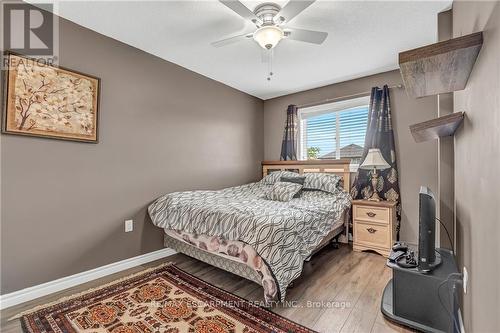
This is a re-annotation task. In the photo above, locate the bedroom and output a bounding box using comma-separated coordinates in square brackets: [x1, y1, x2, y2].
[0, 1, 498, 332]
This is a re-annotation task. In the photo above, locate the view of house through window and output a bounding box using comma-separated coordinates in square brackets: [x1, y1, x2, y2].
[298, 96, 370, 169]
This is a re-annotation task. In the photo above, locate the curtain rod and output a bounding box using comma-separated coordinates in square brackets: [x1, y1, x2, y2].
[297, 84, 405, 109]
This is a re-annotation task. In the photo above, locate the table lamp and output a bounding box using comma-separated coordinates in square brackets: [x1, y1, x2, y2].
[359, 148, 390, 201]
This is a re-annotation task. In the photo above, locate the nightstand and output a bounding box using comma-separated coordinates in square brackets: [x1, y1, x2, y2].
[352, 200, 397, 257]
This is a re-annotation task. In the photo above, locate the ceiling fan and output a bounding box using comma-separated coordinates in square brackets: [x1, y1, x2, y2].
[211, 0, 328, 50]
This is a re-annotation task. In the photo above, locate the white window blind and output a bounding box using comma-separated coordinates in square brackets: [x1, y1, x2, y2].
[298, 96, 370, 169]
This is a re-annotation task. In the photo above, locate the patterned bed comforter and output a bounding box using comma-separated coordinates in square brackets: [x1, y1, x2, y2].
[148, 182, 351, 301]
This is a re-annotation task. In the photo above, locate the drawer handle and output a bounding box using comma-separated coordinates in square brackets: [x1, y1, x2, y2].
[366, 212, 376, 218]
[366, 227, 377, 234]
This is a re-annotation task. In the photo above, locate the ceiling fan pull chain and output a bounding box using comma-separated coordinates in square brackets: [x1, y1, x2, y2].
[267, 50, 274, 81]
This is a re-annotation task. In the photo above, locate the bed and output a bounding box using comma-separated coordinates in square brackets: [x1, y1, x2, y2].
[148, 160, 352, 302]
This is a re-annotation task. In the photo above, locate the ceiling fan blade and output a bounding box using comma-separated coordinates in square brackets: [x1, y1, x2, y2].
[211, 33, 253, 48]
[284, 28, 328, 44]
[219, 0, 262, 25]
[275, 0, 315, 24]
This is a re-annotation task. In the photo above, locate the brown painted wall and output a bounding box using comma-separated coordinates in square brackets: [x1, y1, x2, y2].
[263, 70, 438, 243]
[0, 15, 263, 293]
[453, 1, 500, 331]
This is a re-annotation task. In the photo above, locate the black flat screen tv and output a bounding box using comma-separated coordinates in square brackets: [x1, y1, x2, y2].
[418, 186, 441, 271]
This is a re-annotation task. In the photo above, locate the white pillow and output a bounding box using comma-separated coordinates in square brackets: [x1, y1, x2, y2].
[265, 182, 303, 202]
[303, 173, 342, 194]
[260, 170, 299, 185]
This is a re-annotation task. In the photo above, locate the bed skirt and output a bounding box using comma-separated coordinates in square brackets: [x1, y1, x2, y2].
[164, 234, 264, 287]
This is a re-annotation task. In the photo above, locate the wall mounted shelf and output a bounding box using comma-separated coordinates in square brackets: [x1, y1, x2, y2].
[399, 32, 483, 98]
[410, 112, 465, 143]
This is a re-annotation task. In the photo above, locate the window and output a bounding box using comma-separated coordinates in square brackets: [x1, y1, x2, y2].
[298, 96, 370, 170]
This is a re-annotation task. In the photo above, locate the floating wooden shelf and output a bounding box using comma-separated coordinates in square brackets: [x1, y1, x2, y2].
[399, 32, 483, 98]
[410, 112, 465, 143]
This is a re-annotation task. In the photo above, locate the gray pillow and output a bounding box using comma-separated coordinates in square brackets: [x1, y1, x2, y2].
[280, 176, 306, 185]
[280, 176, 306, 198]
[265, 181, 303, 202]
[303, 173, 342, 194]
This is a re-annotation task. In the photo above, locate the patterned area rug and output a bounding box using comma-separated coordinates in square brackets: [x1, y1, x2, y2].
[18, 263, 316, 333]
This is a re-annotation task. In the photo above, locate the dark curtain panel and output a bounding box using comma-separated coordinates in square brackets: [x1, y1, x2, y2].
[350, 85, 402, 239]
[280, 105, 298, 161]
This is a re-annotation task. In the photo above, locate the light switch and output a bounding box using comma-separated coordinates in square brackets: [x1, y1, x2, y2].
[125, 219, 134, 232]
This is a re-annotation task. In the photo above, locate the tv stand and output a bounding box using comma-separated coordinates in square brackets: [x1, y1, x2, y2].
[381, 248, 459, 333]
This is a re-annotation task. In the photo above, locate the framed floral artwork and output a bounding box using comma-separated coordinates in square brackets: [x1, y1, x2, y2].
[2, 52, 100, 143]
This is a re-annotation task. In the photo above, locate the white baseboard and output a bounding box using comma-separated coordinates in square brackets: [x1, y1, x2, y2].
[0, 248, 176, 310]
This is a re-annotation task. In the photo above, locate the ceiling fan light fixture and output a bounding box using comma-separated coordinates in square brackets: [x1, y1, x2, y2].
[253, 26, 284, 50]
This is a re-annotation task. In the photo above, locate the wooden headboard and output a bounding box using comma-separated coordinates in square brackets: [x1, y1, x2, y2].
[261, 159, 351, 192]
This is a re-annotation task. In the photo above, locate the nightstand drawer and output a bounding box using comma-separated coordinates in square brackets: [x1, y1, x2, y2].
[354, 205, 390, 224]
[354, 221, 390, 248]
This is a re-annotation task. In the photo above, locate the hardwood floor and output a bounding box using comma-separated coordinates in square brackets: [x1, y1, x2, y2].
[0, 244, 413, 333]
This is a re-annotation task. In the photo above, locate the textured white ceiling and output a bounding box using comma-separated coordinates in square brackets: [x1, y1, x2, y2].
[41, 1, 451, 99]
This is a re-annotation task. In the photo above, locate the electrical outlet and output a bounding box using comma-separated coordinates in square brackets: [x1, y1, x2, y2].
[125, 220, 134, 232]
[463, 266, 468, 294]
